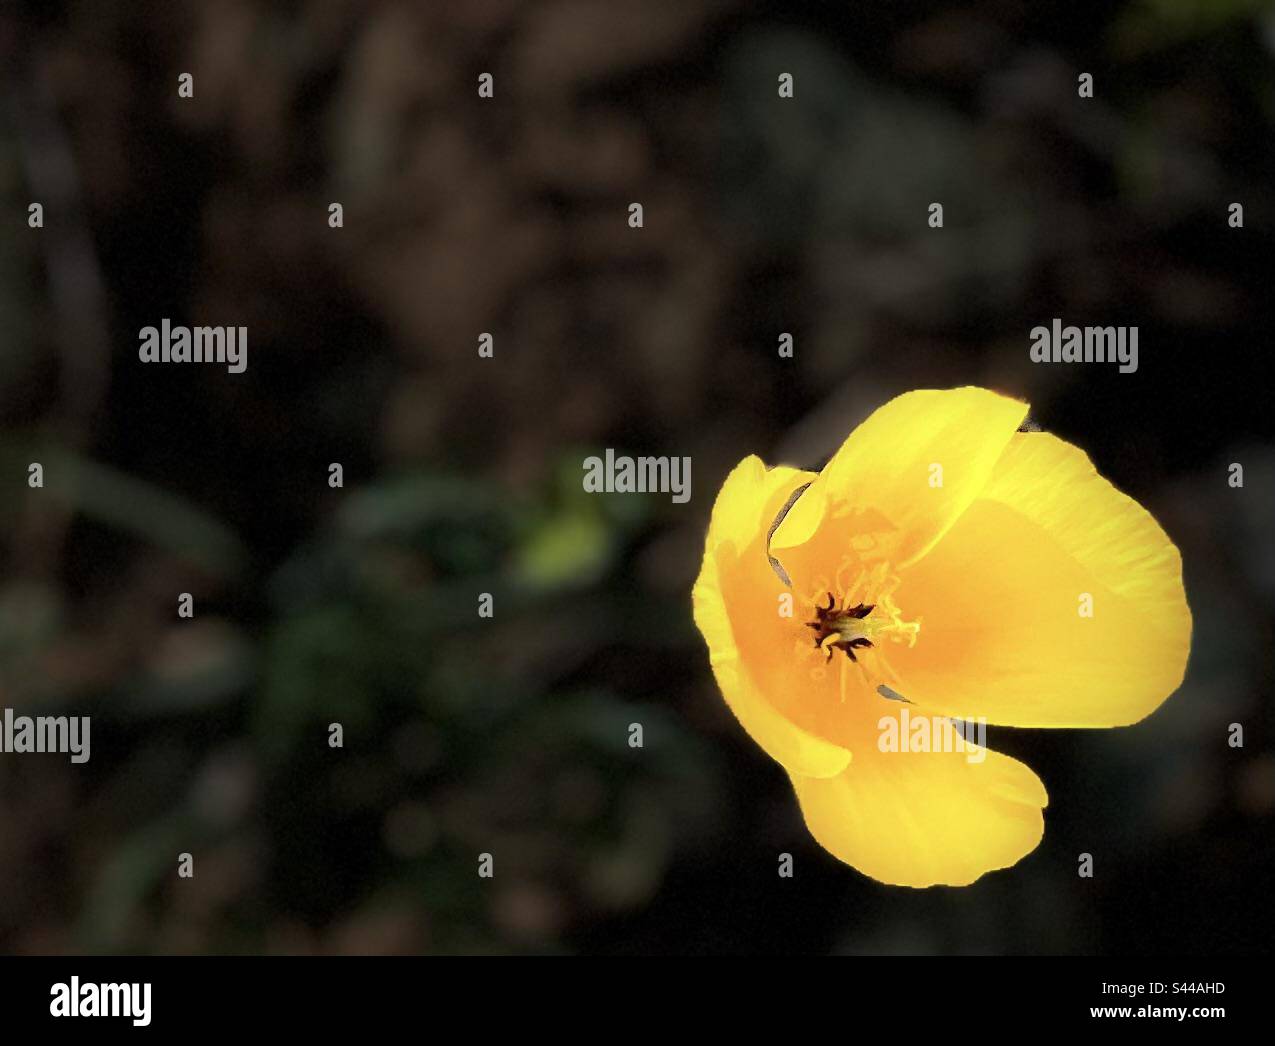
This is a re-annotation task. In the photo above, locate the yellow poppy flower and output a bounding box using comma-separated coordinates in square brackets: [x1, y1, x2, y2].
[692, 387, 1190, 887]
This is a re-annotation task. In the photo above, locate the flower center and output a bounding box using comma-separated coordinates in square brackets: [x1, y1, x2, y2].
[805, 594, 876, 663]
[796, 559, 921, 697]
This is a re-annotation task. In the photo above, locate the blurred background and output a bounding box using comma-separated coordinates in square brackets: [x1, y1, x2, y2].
[1, 0, 1273, 955]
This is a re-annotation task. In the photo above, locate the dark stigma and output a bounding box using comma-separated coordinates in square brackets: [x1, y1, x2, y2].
[805, 593, 875, 663]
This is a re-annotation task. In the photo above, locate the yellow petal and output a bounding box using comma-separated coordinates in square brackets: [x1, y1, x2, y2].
[692, 456, 854, 778]
[892, 431, 1190, 727]
[788, 694, 1047, 887]
[770, 388, 1028, 574]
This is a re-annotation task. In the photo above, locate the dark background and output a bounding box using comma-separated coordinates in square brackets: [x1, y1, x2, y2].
[1, 0, 1272, 955]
